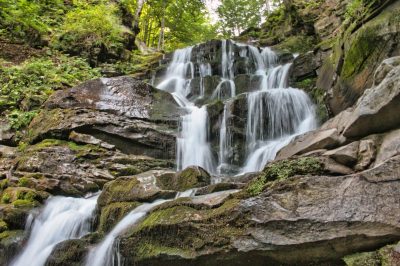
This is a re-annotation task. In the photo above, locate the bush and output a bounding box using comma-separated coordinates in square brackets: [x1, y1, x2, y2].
[0, 54, 100, 129]
[0, 0, 66, 45]
[53, 3, 127, 64]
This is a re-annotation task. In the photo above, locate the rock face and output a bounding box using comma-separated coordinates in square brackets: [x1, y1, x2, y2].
[115, 156, 400, 265]
[28, 76, 181, 159]
[318, 1, 400, 114]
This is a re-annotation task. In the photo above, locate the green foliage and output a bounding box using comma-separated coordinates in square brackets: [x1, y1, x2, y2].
[246, 157, 324, 196]
[0, 179, 8, 190]
[0, 0, 66, 44]
[0, 54, 100, 129]
[138, 0, 217, 51]
[53, 3, 127, 60]
[217, 0, 265, 37]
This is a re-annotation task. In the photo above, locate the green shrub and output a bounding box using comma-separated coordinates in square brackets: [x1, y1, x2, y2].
[53, 3, 127, 63]
[0, 54, 100, 128]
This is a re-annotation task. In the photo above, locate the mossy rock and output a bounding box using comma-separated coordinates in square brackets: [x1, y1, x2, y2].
[98, 173, 176, 208]
[46, 238, 89, 266]
[343, 241, 400, 266]
[245, 157, 324, 197]
[273, 35, 317, 53]
[156, 166, 211, 192]
[0, 229, 25, 266]
[119, 198, 243, 263]
[98, 201, 141, 233]
[0, 219, 8, 233]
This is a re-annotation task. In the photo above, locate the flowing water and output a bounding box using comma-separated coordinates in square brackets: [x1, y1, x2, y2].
[85, 189, 197, 266]
[11, 194, 99, 266]
[156, 39, 317, 175]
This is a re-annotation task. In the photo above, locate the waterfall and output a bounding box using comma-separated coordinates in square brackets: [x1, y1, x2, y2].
[217, 101, 232, 174]
[11, 194, 99, 266]
[157, 46, 215, 173]
[213, 40, 236, 99]
[156, 39, 316, 175]
[176, 105, 215, 172]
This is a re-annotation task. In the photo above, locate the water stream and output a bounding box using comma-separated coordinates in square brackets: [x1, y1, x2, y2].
[11, 194, 99, 266]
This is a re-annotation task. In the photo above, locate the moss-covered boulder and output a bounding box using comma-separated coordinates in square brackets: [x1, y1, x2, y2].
[0, 230, 25, 266]
[156, 166, 211, 192]
[98, 201, 141, 233]
[98, 170, 176, 209]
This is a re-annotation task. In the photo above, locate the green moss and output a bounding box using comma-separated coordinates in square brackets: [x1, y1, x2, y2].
[1, 193, 11, 204]
[98, 202, 141, 233]
[135, 242, 193, 260]
[12, 199, 38, 208]
[343, 241, 400, 266]
[17, 177, 29, 187]
[0, 179, 8, 190]
[246, 157, 324, 197]
[274, 35, 316, 53]
[0, 220, 7, 233]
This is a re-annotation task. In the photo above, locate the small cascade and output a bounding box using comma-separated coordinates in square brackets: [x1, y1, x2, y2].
[11, 194, 99, 266]
[85, 200, 168, 266]
[213, 40, 236, 99]
[199, 63, 212, 98]
[157, 46, 215, 173]
[217, 101, 232, 174]
[242, 89, 317, 172]
[176, 105, 215, 172]
[86, 190, 198, 266]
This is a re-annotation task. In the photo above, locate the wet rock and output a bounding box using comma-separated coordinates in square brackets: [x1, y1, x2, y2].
[195, 183, 244, 196]
[0, 119, 15, 146]
[156, 166, 211, 192]
[0, 230, 25, 266]
[46, 239, 89, 266]
[118, 156, 400, 265]
[291, 51, 323, 81]
[27, 77, 180, 160]
[276, 128, 346, 160]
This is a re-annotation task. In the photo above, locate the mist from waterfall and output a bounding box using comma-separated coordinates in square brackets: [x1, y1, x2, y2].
[156, 39, 317, 175]
[11, 194, 98, 266]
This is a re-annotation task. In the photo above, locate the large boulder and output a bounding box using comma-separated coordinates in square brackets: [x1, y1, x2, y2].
[27, 77, 181, 160]
[156, 166, 211, 192]
[117, 156, 400, 265]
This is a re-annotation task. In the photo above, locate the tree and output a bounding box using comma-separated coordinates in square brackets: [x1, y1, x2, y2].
[217, 0, 264, 37]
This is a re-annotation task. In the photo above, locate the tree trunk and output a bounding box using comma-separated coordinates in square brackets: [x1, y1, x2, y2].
[157, 0, 166, 51]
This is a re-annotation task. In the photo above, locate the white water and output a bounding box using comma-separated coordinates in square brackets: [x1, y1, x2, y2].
[157, 39, 317, 175]
[85, 200, 167, 266]
[86, 190, 197, 266]
[11, 194, 98, 266]
[157, 46, 215, 173]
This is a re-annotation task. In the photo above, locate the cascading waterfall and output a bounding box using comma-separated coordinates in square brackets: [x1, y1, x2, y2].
[156, 39, 317, 175]
[241, 48, 316, 172]
[212, 40, 236, 99]
[11, 194, 98, 266]
[217, 101, 232, 174]
[157, 46, 215, 173]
